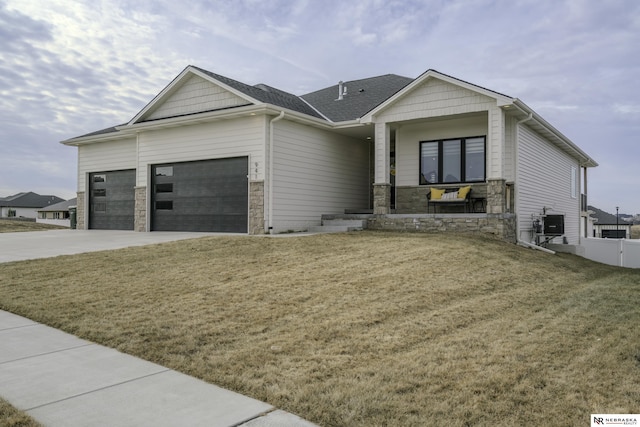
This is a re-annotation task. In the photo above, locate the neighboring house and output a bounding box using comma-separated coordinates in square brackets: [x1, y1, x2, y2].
[0, 192, 65, 219]
[589, 205, 632, 238]
[61, 65, 597, 245]
[36, 198, 77, 228]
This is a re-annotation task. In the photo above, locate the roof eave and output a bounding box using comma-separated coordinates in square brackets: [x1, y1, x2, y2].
[511, 99, 598, 168]
[127, 66, 262, 125]
[361, 69, 514, 123]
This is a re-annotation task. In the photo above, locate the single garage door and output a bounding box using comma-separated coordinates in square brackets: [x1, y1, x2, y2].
[89, 170, 135, 230]
[151, 157, 248, 232]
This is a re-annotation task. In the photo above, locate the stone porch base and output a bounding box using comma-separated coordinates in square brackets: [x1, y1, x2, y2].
[366, 213, 516, 242]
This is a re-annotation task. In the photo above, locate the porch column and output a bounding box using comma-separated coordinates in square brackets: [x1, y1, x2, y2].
[486, 179, 506, 214]
[373, 122, 391, 214]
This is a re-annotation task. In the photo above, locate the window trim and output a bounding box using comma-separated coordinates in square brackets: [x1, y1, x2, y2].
[419, 136, 486, 185]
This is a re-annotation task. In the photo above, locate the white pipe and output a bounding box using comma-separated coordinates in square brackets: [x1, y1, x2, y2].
[517, 239, 556, 254]
[267, 111, 285, 232]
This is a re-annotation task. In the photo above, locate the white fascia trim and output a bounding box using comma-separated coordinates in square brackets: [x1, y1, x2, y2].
[127, 66, 261, 125]
[123, 104, 334, 134]
[360, 69, 514, 123]
[63, 104, 352, 147]
[60, 130, 135, 146]
[511, 99, 598, 167]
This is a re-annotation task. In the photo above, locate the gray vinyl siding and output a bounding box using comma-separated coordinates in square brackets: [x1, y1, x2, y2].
[137, 116, 266, 186]
[271, 120, 370, 232]
[77, 137, 137, 191]
[145, 74, 249, 121]
[517, 125, 580, 244]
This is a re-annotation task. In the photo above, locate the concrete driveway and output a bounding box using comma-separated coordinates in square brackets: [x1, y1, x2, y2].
[0, 229, 227, 263]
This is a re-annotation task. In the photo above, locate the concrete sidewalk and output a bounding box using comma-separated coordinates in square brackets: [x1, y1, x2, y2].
[0, 310, 318, 426]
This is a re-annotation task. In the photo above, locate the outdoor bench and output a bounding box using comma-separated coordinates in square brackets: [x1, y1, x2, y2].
[426, 186, 472, 213]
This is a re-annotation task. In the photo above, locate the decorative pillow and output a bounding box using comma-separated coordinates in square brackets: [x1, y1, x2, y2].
[430, 188, 445, 200]
[457, 186, 471, 199]
[442, 191, 458, 200]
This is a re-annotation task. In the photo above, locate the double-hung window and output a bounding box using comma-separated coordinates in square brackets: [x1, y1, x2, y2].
[420, 136, 486, 184]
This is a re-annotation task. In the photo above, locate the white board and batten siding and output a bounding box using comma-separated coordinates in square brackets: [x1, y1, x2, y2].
[517, 125, 580, 244]
[143, 74, 249, 121]
[271, 120, 370, 232]
[137, 116, 266, 186]
[77, 137, 137, 191]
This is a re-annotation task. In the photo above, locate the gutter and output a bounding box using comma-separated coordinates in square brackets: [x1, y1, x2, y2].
[267, 111, 285, 232]
[511, 99, 598, 167]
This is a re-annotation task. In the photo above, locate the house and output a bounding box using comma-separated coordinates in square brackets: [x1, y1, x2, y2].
[36, 198, 77, 228]
[0, 192, 65, 219]
[61, 65, 597, 245]
[588, 205, 632, 239]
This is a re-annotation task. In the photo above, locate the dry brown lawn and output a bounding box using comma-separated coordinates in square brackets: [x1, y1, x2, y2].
[0, 220, 66, 233]
[0, 399, 42, 427]
[0, 232, 638, 426]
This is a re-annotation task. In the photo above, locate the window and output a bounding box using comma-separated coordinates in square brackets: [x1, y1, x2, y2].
[155, 200, 173, 210]
[156, 183, 173, 193]
[93, 174, 106, 183]
[155, 166, 173, 177]
[420, 136, 485, 184]
[93, 189, 106, 197]
[570, 166, 577, 199]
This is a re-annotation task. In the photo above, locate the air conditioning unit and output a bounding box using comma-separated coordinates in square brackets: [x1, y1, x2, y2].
[544, 215, 564, 236]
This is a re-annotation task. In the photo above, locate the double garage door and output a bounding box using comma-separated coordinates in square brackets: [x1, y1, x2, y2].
[89, 157, 248, 232]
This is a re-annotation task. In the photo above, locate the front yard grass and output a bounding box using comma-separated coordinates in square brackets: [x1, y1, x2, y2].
[0, 232, 638, 426]
[0, 220, 66, 233]
[0, 399, 42, 427]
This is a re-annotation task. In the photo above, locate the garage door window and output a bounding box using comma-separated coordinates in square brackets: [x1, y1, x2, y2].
[156, 183, 173, 193]
[155, 166, 173, 177]
[155, 201, 173, 210]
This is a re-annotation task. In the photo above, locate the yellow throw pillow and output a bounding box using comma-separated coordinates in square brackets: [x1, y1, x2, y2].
[457, 186, 471, 199]
[430, 188, 445, 200]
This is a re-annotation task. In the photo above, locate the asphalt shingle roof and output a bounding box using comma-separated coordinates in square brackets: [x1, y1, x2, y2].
[300, 74, 413, 122]
[66, 67, 415, 140]
[38, 198, 77, 212]
[0, 192, 64, 208]
[192, 66, 325, 119]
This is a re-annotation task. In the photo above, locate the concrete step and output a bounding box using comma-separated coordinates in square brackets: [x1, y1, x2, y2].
[321, 219, 367, 228]
[308, 225, 364, 233]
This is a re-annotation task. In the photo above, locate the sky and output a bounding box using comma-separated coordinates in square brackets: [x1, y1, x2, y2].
[1, 0, 639, 215]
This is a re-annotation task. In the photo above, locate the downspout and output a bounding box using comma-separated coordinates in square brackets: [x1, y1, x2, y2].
[513, 110, 535, 248]
[267, 111, 285, 233]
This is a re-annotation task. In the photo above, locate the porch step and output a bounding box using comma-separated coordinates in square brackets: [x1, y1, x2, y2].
[308, 217, 369, 233]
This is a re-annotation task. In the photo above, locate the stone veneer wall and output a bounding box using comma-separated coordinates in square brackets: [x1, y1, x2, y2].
[134, 187, 147, 232]
[249, 181, 265, 235]
[76, 192, 85, 230]
[367, 213, 516, 242]
[486, 179, 506, 214]
[373, 183, 391, 214]
[396, 184, 489, 214]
